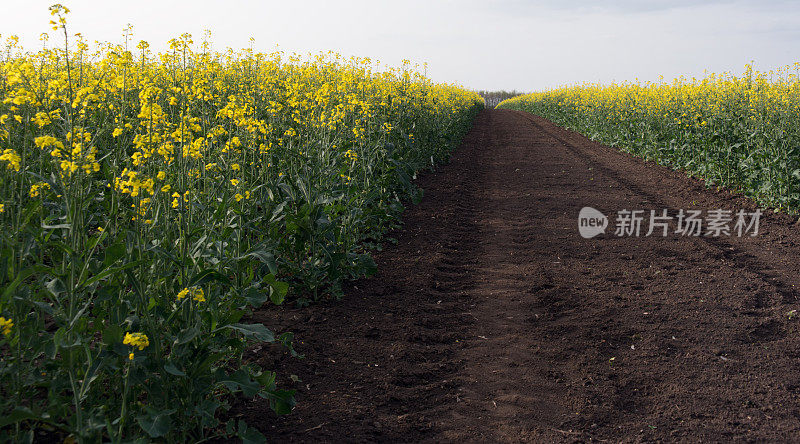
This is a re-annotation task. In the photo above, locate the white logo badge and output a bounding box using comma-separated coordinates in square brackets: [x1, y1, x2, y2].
[578, 207, 608, 239]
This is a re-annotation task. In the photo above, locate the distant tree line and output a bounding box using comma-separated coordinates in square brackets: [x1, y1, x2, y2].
[477, 90, 525, 108]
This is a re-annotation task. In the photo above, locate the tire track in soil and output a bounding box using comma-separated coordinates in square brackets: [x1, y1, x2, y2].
[240, 109, 800, 442]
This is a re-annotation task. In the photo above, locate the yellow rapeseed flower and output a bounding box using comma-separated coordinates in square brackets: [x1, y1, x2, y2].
[0, 317, 13, 336]
[177, 286, 205, 302]
[29, 182, 51, 197]
[123, 332, 149, 350]
[0, 149, 21, 171]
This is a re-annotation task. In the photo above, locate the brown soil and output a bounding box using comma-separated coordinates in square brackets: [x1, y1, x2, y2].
[239, 109, 800, 442]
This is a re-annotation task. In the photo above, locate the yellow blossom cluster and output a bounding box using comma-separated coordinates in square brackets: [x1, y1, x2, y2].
[177, 286, 206, 303]
[114, 169, 155, 197]
[0, 149, 21, 171]
[29, 182, 51, 197]
[0, 317, 13, 336]
[123, 331, 149, 360]
[123, 332, 150, 350]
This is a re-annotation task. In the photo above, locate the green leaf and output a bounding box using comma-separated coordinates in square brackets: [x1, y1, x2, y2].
[188, 269, 230, 288]
[32, 300, 54, 315]
[119, 438, 149, 444]
[225, 323, 275, 342]
[104, 242, 126, 267]
[254, 370, 276, 388]
[78, 259, 145, 290]
[136, 408, 175, 438]
[240, 426, 266, 444]
[53, 326, 81, 349]
[124, 269, 145, 301]
[355, 253, 377, 277]
[192, 352, 227, 376]
[264, 274, 288, 305]
[102, 325, 123, 345]
[240, 250, 277, 275]
[44, 340, 56, 359]
[237, 420, 266, 444]
[0, 407, 47, 428]
[218, 369, 261, 397]
[175, 327, 199, 345]
[45, 277, 66, 298]
[2, 264, 50, 305]
[18, 430, 33, 444]
[243, 287, 267, 307]
[41, 223, 72, 230]
[164, 362, 186, 377]
[263, 389, 296, 415]
[194, 399, 221, 428]
[277, 332, 300, 357]
[270, 201, 287, 222]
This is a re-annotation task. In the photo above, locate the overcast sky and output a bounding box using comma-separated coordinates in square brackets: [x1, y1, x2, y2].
[2, 0, 799, 92]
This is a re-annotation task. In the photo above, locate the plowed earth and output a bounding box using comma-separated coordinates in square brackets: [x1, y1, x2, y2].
[239, 109, 800, 442]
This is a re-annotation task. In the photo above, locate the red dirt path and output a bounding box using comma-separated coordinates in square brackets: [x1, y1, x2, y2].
[240, 109, 800, 442]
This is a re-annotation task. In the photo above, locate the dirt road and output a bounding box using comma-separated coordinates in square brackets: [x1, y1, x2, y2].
[244, 109, 800, 442]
